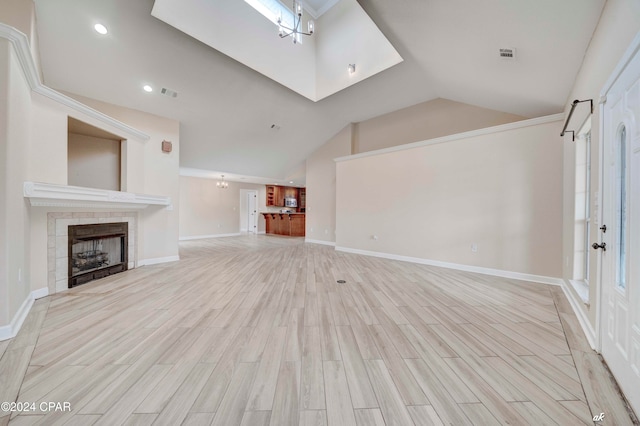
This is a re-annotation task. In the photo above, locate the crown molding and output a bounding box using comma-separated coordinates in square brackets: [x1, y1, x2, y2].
[0, 23, 150, 141]
[24, 181, 171, 210]
[335, 113, 564, 163]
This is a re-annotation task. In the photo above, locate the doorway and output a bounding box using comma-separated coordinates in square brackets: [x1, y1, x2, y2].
[598, 37, 640, 415]
[247, 190, 258, 234]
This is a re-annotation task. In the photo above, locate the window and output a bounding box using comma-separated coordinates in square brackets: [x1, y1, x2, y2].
[573, 120, 591, 286]
[616, 125, 627, 291]
[245, 0, 301, 42]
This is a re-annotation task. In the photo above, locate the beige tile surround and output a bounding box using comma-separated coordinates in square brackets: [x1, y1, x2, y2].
[47, 211, 137, 294]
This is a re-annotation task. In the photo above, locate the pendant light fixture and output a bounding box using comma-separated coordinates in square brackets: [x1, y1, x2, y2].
[217, 175, 229, 189]
[277, 0, 314, 44]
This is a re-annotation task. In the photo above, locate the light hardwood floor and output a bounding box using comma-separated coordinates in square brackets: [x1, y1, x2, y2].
[0, 235, 637, 425]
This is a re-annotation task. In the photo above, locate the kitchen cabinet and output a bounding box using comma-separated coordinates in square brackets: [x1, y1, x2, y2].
[299, 188, 306, 212]
[284, 186, 298, 200]
[266, 186, 275, 206]
[262, 213, 305, 236]
[265, 185, 302, 207]
[266, 185, 284, 207]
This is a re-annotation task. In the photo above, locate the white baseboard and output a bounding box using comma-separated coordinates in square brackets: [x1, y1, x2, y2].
[32, 287, 49, 300]
[137, 255, 180, 267]
[257, 231, 266, 235]
[561, 280, 597, 349]
[334, 246, 597, 351]
[0, 287, 49, 342]
[334, 246, 564, 286]
[305, 238, 336, 247]
[179, 233, 242, 241]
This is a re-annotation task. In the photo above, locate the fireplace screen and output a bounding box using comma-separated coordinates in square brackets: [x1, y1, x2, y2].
[68, 222, 128, 288]
[71, 237, 121, 275]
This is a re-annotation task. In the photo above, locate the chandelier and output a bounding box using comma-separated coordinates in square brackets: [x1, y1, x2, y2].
[278, 1, 314, 44]
[217, 175, 229, 189]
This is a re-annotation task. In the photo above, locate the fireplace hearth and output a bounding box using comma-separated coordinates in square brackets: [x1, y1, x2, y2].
[68, 222, 128, 288]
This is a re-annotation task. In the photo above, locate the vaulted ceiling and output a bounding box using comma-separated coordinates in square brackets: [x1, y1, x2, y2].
[151, 0, 404, 102]
[33, 0, 605, 185]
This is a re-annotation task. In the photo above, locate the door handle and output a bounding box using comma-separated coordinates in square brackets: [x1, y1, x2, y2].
[592, 242, 607, 251]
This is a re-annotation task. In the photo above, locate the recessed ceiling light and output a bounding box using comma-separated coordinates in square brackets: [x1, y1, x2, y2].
[143, 85, 153, 92]
[348, 64, 356, 74]
[289, 181, 294, 184]
[94, 24, 108, 35]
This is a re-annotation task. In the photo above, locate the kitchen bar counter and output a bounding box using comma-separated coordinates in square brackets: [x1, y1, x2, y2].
[261, 213, 305, 237]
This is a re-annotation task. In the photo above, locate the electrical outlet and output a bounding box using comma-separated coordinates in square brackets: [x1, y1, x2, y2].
[324, 229, 328, 235]
[18, 268, 22, 283]
[471, 243, 478, 252]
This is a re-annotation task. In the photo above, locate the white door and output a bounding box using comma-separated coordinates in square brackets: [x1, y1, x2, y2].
[599, 44, 640, 415]
[247, 191, 257, 234]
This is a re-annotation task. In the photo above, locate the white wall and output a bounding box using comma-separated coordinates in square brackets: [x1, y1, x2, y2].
[0, 40, 8, 328]
[152, 0, 316, 100]
[68, 133, 120, 190]
[0, 0, 40, 76]
[305, 124, 352, 244]
[28, 95, 68, 185]
[354, 98, 525, 154]
[67, 94, 181, 262]
[561, 0, 640, 327]
[179, 176, 266, 239]
[1, 3, 181, 335]
[315, 0, 402, 99]
[24, 89, 182, 293]
[306, 99, 528, 246]
[336, 117, 564, 279]
[0, 38, 31, 332]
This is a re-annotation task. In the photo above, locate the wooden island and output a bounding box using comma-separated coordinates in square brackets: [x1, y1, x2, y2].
[262, 213, 305, 237]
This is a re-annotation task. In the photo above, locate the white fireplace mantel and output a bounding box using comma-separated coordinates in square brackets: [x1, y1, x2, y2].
[24, 182, 172, 210]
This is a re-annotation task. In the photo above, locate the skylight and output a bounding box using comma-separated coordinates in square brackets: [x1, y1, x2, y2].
[152, 0, 404, 101]
[245, 0, 295, 32]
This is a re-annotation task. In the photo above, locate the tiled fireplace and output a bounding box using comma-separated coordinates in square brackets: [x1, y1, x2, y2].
[25, 181, 171, 295]
[48, 212, 137, 293]
[68, 222, 129, 288]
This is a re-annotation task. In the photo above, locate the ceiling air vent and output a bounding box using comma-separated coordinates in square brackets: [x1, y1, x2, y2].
[160, 87, 178, 98]
[499, 48, 516, 59]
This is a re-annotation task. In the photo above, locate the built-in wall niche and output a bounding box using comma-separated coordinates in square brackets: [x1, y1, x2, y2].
[68, 117, 123, 191]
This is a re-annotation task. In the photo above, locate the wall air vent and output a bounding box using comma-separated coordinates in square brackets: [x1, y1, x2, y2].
[160, 87, 178, 98]
[499, 48, 516, 59]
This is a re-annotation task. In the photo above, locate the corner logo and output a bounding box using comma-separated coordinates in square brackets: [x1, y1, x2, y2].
[593, 413, 605, 422]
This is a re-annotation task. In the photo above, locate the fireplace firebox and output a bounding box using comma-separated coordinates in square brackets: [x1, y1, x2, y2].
[68, 222, 128, 288]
